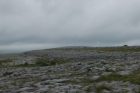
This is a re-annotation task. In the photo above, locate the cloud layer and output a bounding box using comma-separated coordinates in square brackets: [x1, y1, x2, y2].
[1, 0, 140, 51]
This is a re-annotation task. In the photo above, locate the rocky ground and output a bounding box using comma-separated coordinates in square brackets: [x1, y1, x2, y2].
[0, 46, 140, 93]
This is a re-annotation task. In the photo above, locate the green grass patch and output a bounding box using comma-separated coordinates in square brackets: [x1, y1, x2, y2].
[15, 63, 37, 67]
[0, 58, 13, 68]
[85, 86, 93, 92]
[0, 86, 3, 89]
[95, 73, 127, 82]
[81, 78, 94, 84]
[105, 68, 115, 72]
[94, 69, 140, 85]
[10, 81, 17, 86]
[0, 58, 12, 65]
[3, 72, 13, 76]
[78, 69, 140, 86]
[12, 58, 69, 67]
[35, 58, 68, 66]
[124, 90, 130, 93]
[94, 85, 113, 93]
[35, 58, 54, 66]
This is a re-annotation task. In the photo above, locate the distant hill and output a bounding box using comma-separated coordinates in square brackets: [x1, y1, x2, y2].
[0, 53, 21, 59]
[0, 50, 23, 54]
[52, 46, 91, 49]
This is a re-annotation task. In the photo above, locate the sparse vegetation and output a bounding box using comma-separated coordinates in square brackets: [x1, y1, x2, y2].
[105, 68, 114, 72]
[0, 46, 140, 92]
[75, 91, 80, 93]
[85, 86, 93, 92]
[0, 58, 14, 68]
[3, 84, 8, 88]
[11, 81, 17, 86]
[3, 72, 13, 76]
[81, 78, 94, 84]
[35, 58, 68, 66]
[11, 58, 69, 67]
[122, 84, 128, 87]
[94, 85, 113, 93]
[0, 58, 12, 65]
[124, 89, 130, 93]
[94, 69, 140, 85]
[0, 86, 3, 89]
[35, 58, 50, 66]
[68, 69, 140, 86]
[124, 45, 128, 47]
[14, 63, 36, 67]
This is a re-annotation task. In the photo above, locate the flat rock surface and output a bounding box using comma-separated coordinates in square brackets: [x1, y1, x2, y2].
[0, 46, 140, 93]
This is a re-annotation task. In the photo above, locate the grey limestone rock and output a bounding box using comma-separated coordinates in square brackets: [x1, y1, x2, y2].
[90, 76, 100, 80]
[1, 47, 140, 93]
[117, 71, 132, 75]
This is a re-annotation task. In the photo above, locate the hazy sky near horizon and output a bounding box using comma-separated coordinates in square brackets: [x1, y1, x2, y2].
[1, 0, 140, 51]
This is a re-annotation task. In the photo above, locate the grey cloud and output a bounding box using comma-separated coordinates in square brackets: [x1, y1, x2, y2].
[0, 0, 140, 50]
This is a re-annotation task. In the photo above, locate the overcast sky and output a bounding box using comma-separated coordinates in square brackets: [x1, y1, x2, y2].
[0, 0, 140, 51]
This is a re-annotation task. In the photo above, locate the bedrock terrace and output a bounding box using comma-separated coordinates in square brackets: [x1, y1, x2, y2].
[0, 46, 140, 93]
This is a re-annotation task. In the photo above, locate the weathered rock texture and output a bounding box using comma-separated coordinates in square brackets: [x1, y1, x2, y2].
[0, 46, 140, 93]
